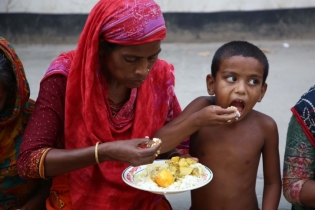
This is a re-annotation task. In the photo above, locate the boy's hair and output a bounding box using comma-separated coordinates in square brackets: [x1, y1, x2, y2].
[0, 49, 16, 96]
[211, 41, 269, 84]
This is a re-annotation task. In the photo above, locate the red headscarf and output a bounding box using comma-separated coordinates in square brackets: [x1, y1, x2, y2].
[60, 0, 176, 209]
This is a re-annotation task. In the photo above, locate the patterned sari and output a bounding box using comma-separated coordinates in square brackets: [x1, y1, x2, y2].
[283, 85, 315, 210]
[0, 37, 37, 209]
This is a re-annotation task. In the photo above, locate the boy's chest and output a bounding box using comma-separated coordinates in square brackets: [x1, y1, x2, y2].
[190, 125, 265, 162]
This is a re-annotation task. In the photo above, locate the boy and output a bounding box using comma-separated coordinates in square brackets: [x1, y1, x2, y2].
[156, 41, 281, 210]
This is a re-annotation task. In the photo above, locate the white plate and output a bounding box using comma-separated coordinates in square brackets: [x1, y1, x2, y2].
[122, 159, 213, 195]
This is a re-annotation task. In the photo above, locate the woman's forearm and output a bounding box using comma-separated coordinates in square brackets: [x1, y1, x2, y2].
[45, 139, 162, 177]
[44, 146, 97, 177]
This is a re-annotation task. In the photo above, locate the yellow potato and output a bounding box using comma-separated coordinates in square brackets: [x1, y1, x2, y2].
[186, 158, 197, 165]
[179, 167, 194, 177]
[178, 158, 189, 167]
[171, 156, 180, 163]
[169, 165, 177, 174]
[155, 169, 174, 188]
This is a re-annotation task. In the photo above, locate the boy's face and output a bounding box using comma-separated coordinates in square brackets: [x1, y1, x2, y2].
[206, 55, 267, 120]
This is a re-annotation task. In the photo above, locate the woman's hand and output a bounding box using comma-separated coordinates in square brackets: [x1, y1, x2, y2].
[99, 138, 161, 166]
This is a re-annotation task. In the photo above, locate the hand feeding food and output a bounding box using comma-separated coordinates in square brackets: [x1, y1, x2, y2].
[227, 106, 241, 122]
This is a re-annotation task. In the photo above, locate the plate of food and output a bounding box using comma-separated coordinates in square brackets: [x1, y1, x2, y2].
[122, 156, 213, 194]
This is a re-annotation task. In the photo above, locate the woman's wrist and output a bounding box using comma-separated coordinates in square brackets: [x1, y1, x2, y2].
[98, 142, 112, 163]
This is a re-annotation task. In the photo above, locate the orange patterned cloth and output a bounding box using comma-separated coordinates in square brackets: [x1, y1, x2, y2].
[0, 37, 37, 209]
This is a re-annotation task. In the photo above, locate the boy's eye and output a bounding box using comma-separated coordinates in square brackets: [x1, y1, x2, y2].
[249, 79, 259, 85]
[226, 76, 236, 82]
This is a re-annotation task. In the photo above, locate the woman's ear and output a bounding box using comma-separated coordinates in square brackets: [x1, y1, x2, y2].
[206, 74, 215, 95]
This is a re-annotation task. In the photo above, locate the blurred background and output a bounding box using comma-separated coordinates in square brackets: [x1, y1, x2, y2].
[1, 1, 315, 209]
[1, 0, 315, 44]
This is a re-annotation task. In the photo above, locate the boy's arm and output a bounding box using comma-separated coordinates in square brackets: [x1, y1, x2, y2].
[155, 96, 239, 153]
[261, 118, 282, 210]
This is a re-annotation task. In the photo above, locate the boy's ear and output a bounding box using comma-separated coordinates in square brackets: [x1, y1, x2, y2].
[206, 74, 215, 95]
[258, 83, 268, 102]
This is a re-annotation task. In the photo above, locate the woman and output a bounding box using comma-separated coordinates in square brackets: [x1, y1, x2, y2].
[283, 85, 315, 210]
[17, 0, 188, 209]
[0, 37, 50, 210]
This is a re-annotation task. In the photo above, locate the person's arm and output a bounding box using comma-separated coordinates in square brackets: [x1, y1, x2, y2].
[18, 74, 160, 178]
[283, 115, 315, 207]
[155, 96, 240, 153]
[261, 117, 281, 210]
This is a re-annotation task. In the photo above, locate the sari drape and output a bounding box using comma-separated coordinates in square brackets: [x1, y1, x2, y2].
[283, 85, 315, 209]
[42, 0, 184, 209]
[0, 37, 37, 209]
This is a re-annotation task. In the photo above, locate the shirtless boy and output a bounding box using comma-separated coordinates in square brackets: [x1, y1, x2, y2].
[156, 41, 281, 210]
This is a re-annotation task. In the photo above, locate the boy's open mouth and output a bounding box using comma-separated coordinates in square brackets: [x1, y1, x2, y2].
[229, 100, 244, 115]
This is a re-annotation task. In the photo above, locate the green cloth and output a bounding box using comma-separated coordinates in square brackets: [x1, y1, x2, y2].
[284, 116, 315, 210]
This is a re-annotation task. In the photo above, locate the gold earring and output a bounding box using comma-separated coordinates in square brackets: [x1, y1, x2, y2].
[147, 69, 150, 72]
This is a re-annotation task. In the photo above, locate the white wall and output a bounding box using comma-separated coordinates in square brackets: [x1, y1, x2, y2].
[1, 0, 315, 13]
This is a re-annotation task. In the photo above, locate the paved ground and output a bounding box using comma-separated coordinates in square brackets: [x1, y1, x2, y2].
[14, 40, 315, 210]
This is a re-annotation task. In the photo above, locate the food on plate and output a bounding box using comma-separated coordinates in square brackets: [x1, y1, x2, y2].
[155, 169, 174, 187]
[134, 156, 206, 190]
[227, 106, 241, 122]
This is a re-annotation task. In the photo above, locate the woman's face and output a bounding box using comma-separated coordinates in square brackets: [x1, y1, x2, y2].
[0, 83, 7, 112]
[99, 40, 161, 88]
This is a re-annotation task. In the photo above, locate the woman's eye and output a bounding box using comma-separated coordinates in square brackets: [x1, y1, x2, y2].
[226, 76, 236, 82]
[125, 57, 137, 62]
[148, 55, 158, 61]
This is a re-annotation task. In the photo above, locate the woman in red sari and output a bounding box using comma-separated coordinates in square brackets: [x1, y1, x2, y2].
[17, 0, 188, 209]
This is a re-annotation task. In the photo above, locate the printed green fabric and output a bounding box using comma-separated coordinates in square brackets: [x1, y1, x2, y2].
[283, 116, 315, 210]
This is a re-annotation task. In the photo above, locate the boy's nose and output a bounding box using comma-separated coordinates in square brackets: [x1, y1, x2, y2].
[234, 82, 246, 94]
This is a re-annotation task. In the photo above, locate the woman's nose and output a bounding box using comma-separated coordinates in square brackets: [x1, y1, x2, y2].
[135, 60, 149, 75]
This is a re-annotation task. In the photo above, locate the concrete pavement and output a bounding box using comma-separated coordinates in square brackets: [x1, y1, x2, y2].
[14, 40, 315, 210]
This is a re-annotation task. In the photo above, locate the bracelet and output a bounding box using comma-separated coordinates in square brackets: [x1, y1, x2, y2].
[95, 142, 100, 164]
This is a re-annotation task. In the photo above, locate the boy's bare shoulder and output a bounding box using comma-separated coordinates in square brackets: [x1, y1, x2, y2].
[251, 109, 277, 129]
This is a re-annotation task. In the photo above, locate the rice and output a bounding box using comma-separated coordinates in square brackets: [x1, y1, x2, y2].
[134, 162, 205, 190]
